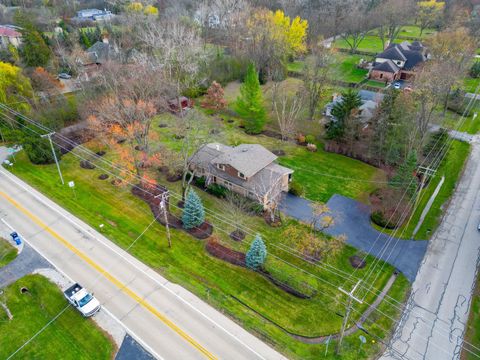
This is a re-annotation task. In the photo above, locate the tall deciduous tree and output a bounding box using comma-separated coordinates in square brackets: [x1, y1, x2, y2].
[273, 87, 303, 141]
[303, 41, 334, 119]
[246, 234, 267, 270]
[374, 0, 415, 50]
[339, 4, 372, 53]
[235, 63, 266, 134]
[0, 62, 33, 122]
[182, 189, 206, 229]
[417, 0, 445, 36]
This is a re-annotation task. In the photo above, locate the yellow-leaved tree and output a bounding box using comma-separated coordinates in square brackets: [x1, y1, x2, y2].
[126, 2, 143, 12]
[143, 5, 158, 16]
[0, 62, 33, 122]
[417, 0, 445, 36]
[271, 10, 308, 58]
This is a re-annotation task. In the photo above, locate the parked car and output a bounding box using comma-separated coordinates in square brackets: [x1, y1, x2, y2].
[64, 283, 101, 317]
[10, 232, 21, 245]
[58, 73, 72, 79]
[393, 81, 402, 89]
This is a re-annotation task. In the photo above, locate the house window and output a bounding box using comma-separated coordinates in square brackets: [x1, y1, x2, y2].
[238, 172, 246, 179]
[216, 164, 225, 171]
[380, 73, 383, 79]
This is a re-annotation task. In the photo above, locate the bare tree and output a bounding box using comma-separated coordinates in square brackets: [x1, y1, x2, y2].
[374, 0, 415, 50]
[273, 88, 304, 141]
[221, 191, 254, 240]
[253, 170, 285, 223]
[339, 5, 372, 53]
[303, 41, 334, 119]
[310, 203, 334, 231]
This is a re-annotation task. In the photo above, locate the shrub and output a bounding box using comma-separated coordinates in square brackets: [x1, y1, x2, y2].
[182, 86, 207, 99]
[306, 143, 317, 152]
[288, 180, 304, 196]
[206, 183, 229, 198]
[22, 136, 61, 165]
[305, 134, 315, 144]
[371, 210, 397, 229]
[297, 134, 306, 144]
[194, 176, 206, 188]
[470, 61, 480, 78]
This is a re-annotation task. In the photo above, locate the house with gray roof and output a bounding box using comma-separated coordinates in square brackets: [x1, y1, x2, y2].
[369, 41, 428, 83]
[189, 143, 293, 208]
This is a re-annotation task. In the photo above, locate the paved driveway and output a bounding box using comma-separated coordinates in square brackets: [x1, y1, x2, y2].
[279, 193, 428, 282]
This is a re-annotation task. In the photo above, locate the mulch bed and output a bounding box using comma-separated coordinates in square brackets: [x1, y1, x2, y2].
[167, 173, 182, 182]
[349, 255, 366, 269]
[117, 139, 126, 144]
[80, 160, 95, 169]
[158, 166, 169, 174]
[259, 270, 314, 299]
[96, 151, 106, 157]
[271, 150, 286, 156]
[98, 174, 109, 180]
[158, 123, 168, 128]
[111, 179, 122, 186]
[173, 134, 185, 140]
[262, 130, 282, 140]
[227, 119, 234, 123]
[230, 229, 245, 242]
[264, 213, 282, 227]
[209, 129, 220, 135]
[186, 222, 213, 240]
[205, 239, 246, 267]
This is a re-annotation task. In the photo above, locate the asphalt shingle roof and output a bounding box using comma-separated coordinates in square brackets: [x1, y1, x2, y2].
[372, 59, 399, 73]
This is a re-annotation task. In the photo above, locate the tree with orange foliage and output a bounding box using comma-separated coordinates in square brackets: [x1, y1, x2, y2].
[201, 81, 227, 111]
[30, 67, 63, 94]
[88, 97, 162, 183]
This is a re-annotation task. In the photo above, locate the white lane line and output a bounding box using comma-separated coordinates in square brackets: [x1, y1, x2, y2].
[0, 169, 271, 360]
[0, 216, 164, 360]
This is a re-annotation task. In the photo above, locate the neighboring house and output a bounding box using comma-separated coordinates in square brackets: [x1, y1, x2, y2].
[189, 143, 293, 208]
[325, 90, 385, 123]
[369, 41, 428, 82]
[0, 25, 22, 49]
[74, 8, 114, 22]
[86, 40, 118, 65]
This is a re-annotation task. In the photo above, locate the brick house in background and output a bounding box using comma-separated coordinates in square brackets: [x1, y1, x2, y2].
[369, 41, 428, 83]
[0, 25, 22, 49]
[189, 143, 293, 208]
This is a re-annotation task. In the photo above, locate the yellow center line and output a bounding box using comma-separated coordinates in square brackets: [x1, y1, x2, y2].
[0, 191, 217, 360]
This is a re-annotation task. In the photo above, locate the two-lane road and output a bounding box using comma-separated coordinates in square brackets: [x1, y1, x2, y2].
[0, 167, 285, 360]
[382, 138, 480, 360]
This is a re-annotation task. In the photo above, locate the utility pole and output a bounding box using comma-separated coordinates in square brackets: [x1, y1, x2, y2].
[336, 280, 363, 355]
[41, 132, 64, 185]
[156, 191, 171, 248]
[416, 166, 436, 204]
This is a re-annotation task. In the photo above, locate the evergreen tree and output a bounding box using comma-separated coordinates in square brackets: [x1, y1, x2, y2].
[326, 89, 362, 140]
[235, 63, 266, 134]
[389, 151, 418, 197]
[182, 189, 205, 229]
[246, 234, 267, 270]
[14, 12, 52, 67]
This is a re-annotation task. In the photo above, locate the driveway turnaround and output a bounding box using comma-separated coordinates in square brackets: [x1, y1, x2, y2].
[382, 139, 480, 359]
[279, 193, 428, 282]
[0, 168, 285, 360]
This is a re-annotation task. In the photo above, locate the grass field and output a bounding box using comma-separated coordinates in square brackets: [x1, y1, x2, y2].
[441, 105, 480, 135]
[0, 275, 115, 359]
[464, 77, 480, 94]
[462, 276, 480, 360]
[332, 54, 370, 83]
[0, 237, 17, 267]
[7, 136, 406, 359]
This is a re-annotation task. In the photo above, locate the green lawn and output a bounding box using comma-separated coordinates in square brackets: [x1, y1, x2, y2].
[462, 275, 480, 359]
[363, 80, 388, 89]
[464, 77, 480, 94]
[287, 61, 305, 74]
[7, 141, 406, 359]
[332, 54, 370, 83]
[377, 140, 470, 240]
[0, 237, 17, 267]
[333, 35, 392, 54]
[0, 275, 115, 359]
[441, 105, 480, 135]
[397, 25, 436, 39]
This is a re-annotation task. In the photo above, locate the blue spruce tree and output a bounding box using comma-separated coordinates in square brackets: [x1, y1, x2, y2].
[246, 234, 267, 270]
[182, 189, 205, 229]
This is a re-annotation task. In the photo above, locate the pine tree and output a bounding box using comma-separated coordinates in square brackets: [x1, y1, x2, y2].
[182, 189, 205, 229]
[235, 63, 266, 134]
[389, 151, 418, 197]
[14, 12, 52, 67]
[246, 234, 267, 270]
[326, 89, 362, 140]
